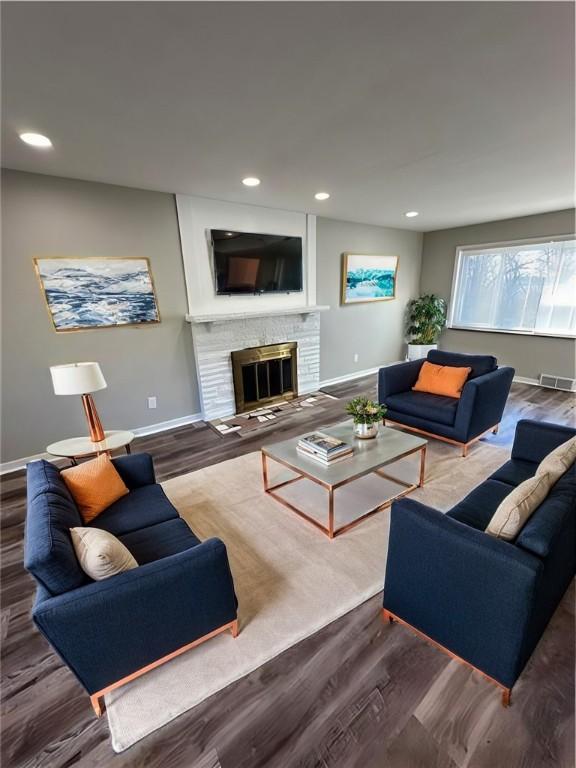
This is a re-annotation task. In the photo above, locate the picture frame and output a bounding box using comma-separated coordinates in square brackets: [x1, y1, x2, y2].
[341, 253, 398, 304]
[33, 256, 161, 332]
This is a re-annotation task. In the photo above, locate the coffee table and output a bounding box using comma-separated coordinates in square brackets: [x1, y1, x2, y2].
[261, 421, 427, 539]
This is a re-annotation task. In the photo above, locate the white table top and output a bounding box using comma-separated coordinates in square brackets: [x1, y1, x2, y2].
[47, 430, 135, 458]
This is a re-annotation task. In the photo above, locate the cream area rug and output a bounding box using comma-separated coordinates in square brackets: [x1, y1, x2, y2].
[106, 438, 509, 752]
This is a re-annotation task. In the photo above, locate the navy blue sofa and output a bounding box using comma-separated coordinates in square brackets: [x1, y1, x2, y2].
[378, 350, 515, 455]
[24, 453, 238, 716]
[383, 419, 576, 704]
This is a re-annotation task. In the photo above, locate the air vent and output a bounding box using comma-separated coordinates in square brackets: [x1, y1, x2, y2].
[539, 374, 576, 392]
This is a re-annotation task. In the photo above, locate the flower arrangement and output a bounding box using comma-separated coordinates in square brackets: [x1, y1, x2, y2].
[345, 397, 387, 425]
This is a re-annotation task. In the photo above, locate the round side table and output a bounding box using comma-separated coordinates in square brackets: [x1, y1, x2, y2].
[47, 430, 135, 465]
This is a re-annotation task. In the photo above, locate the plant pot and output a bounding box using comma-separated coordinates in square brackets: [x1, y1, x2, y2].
[407, 343, 437, 361]
[353, 422, 379, 440]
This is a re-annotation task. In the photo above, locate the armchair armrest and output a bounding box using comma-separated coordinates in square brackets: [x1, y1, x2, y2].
[383, 498, 541, 687]
[112, 453, 155, 489]
[454, 366, 515, 441]
[378, 359, 425, 401]
[511, 419, 576, 464]
[33, 538, 237, 693]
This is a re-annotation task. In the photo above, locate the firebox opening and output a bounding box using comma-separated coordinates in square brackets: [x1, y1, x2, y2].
[231, 342, 298, 414]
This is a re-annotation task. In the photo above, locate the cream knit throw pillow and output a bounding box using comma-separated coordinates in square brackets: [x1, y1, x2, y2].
[71, 527, 138, 581]
[486, 473, 554, 541]
[535, 436, 576, 482]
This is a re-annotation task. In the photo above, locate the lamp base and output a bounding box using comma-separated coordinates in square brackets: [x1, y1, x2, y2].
[81, 394, 106, 443]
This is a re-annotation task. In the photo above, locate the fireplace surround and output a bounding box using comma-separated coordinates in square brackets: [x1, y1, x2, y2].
[186, 308, 327, 420]
[231, 342, 298, 414]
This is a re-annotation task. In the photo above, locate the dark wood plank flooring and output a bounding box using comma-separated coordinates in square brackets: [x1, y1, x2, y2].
[1, 378, 574, 768]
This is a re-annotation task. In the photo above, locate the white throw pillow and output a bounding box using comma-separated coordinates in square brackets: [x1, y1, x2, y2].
[536, 436, 576, 482]
[70, 527, 138, 581]
[486, 473, 554, 541]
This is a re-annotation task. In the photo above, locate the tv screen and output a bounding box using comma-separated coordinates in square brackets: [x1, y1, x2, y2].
[211, 229, 303, 295]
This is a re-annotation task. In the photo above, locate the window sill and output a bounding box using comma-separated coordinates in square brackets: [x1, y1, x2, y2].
[447, 326, 576, 341]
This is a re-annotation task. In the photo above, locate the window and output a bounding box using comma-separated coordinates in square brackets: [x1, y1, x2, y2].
[449, 237, 576, 337]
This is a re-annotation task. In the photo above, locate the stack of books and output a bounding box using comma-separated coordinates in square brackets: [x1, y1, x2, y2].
[297, 432, 353, 465]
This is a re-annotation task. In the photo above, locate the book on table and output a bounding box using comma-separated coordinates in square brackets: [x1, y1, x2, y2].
[298, 431, 350, 454]
[297, 432, 353, 464]
[297, 444, 353, 465]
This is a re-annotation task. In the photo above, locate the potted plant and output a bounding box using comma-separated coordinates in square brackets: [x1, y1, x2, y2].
[345, 397, 387, 439]
[406, 294, 447, 360]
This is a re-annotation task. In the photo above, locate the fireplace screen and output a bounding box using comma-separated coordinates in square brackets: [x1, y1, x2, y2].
[231, 342, 298, 414]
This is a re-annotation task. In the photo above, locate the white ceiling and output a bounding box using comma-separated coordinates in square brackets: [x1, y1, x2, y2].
[2, 2, 574, 231]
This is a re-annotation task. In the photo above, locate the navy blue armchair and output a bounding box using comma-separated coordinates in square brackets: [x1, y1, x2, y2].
[24, 454, 238, 716]
[378, 349, 515, 455]
[383, 420, 576, 705]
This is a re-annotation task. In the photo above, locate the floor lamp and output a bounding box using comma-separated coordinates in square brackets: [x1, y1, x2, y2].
[50, 362, 107, 443]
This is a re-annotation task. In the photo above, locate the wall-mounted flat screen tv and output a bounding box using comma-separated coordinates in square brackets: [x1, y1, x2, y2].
[211, 229, 303, 295]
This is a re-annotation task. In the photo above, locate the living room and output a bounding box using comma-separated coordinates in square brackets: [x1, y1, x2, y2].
[1, 2, 575, 767]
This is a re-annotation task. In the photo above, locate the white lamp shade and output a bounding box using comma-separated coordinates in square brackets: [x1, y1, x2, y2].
[50, 362, 107, 395]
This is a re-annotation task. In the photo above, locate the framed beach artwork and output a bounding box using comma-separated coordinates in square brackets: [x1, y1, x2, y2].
[341, 253, 398, 304]
[33, 257, 160, 332]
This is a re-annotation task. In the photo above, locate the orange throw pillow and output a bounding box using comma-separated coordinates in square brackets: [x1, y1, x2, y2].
[61, 454, 129, 524]
[412, 361, 472, 399]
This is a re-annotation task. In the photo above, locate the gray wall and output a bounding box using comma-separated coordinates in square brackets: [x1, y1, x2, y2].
[4, 168, 572, 461]
[1, 170, 199, 462]
[420, 209, 576, 380]
[316, 217, 423, 381]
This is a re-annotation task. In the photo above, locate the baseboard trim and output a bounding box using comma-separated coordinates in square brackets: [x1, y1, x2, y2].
[319, 366, 382, 389]
[0, 451, 55, 475]
[131, 412, 203, 437]
[0, 412, 204, 476]
[512, 376, 540, 386]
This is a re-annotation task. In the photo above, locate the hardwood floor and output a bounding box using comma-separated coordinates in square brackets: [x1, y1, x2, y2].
[1, 378, 574, 768]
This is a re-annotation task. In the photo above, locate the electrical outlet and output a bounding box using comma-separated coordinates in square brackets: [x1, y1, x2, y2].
[353, 353, 359, 363]
[148, 396, 157, 409]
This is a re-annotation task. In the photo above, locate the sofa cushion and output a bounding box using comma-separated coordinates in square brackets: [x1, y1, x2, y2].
[61, 454, 129, 524]
[485, 473, 553, 541]
[89, 483, 178, 536]
[447, 479, 514, 530]
[511, 420, 576, 464]
[516, 466, 576, 557]
[385, 391, 459, 426]
[112, 453, 156, 490]
[413, 361, 471, 399]
[71, 526, 138, 580]
[24, 460, 87, 595]
[427, 350, 497, 379]
[119, 519, 201, 564]
[489, 459, 536, 487]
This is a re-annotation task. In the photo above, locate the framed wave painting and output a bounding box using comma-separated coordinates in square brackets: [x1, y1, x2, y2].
[341, 253, 398, 304]
[33, 257, 160, 332]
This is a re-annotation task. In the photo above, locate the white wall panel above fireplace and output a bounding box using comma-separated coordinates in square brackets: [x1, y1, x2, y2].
[176, 194, 316, 317]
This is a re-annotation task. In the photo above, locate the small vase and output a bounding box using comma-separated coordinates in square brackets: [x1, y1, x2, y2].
[353, 421, 379, 440]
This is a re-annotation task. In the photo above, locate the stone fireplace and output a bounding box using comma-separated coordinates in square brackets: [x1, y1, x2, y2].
[187, 307, 326, 420]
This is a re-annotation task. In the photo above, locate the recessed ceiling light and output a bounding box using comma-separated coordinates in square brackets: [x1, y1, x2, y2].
[19, 132, 52, 148]
[404, 211, 419, 218]
[242, 177, 261, 187]
[314, 192, 330, 201]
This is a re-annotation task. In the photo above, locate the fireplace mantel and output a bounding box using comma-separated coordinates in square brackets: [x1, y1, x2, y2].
[186, 305, 330, 325]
